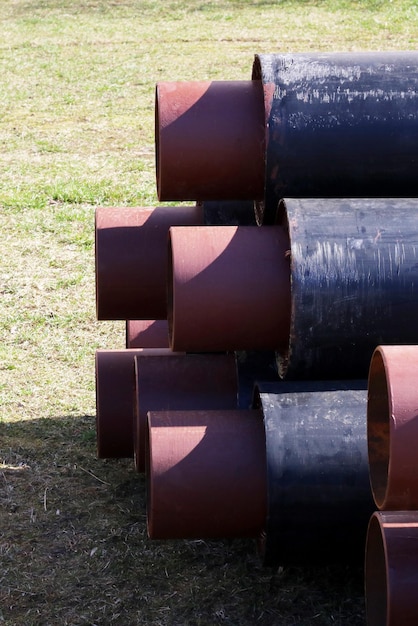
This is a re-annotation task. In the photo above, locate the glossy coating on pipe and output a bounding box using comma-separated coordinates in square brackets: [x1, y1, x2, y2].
[95, 205, 203, 320]
[168, 225, 291, 352]
[134, 352, 238, 473]
[96, 348, 175, 458]
[365, 510, 418, 626]
[126, 320, 169, 349]
[254, 380, 373, 566]
[156, 81, 265, 201]
[368, 345, 418, 510]
[147, 409, 266, 539]
[253, 52, 418, 223]
[277, 198, 418, 380]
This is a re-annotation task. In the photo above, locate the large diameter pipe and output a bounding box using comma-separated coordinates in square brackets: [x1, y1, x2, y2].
[134, 353, 238, 473]
[156, 81, 265, 202]
[95, 348, 176, 458]
[254, 380, 373, 566]
[278, 198, 418, 380]
[95, 205, 203, 320]
[365, 510, 418, 626]
[126, 320, 169, 349]
[368, 345, 418, 510]
[168, 225, 291, 352]
[253, 52, 418, 223]
[147, 409, 266, 539]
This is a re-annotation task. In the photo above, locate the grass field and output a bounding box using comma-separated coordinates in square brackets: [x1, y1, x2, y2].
[1, 1, 417, 624]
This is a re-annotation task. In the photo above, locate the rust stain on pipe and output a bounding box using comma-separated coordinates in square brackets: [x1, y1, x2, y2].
[147, 409, 266, 539]
[168, 225, 291, 352]
[365, 510, 418, 626]
[156, 81, 265, 201]
[134, 353, 238, 473]
[368, 345, 418, 510]
[95, 205, 203, 320]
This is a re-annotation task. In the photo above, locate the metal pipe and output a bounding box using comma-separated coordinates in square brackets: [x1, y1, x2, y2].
[254, 380, 373, 566]
[168, 225, 291, 352]
[95, 348, 175, 458]
[367, 345, 418, 510]
[277, 198, 418, 380]
[95, 205, 203, 320]
[147, 409, 266, 539]
[134, 353, 238, 473]
[253, 52, 418, 223]
[126, 320, 169, 349]
[155, 81, 265, 202]
[365, 510, 418, 626]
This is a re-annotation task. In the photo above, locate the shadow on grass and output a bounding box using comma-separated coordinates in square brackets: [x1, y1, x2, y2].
[0, 415, 365, 626]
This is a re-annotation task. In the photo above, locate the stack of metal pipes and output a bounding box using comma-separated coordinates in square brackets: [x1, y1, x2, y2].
[95, 51, 418, 622]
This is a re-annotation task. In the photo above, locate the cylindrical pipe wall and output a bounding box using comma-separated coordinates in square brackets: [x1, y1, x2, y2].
[168, 225, 291, 352]
[365, 511, 418, 626]
[95, 205, 203, 320]
[156, 81, 265, 201]
[254, 380, 373, 566]
[126, 320, 169, 349]
[253, 52, 418, 223]
[147, 409, 267, 539]
[367, 345, 418, 510]
[95, 348, 175, 458]
[134, 352, 238, 472]
[277, 198, 418, 380]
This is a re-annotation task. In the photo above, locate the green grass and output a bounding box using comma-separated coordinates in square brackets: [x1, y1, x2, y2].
[1, 1, 417, 624]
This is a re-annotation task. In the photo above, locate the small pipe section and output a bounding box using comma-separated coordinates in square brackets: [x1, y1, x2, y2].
[134, 352, 238, 473]
[95, 348, 176, 458]
[254, 380, 373, 566]
[367, 345, 418, 510]
[168, 225, 291, 352]
[95, 205, 203, 320]
[365, 510, 418, 626]
[156, 81, 265, 201]
[126, 320, 169, 349]
[147, 409, 266, 539]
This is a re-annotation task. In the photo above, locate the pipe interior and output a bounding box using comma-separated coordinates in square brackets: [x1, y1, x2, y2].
[365, 514, 388, 626]
[367, 349, 391, 509]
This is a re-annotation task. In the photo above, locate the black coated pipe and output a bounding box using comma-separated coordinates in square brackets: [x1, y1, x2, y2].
[253, 52, 418, 223]
[254, 380, 373, 566]
[277, 198, 418, 380]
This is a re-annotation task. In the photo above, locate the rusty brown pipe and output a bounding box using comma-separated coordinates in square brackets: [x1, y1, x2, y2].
[155, 81, 265, 201]
[368, 345, 418, 510]
[126, 320, 169, 349]
[168, 225, 291, 352]
[365, 510, 418, 626]
[95, 348, 176, 458]
[147, 409, 266, 539]
[95, 205, 203, 320]
[134, 353, 238, 473]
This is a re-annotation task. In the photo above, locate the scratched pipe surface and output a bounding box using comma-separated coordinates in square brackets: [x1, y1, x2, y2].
[156, 81, 265, 201]
[277, 198, 418, 380]
[365, 511, 418, 626]
[368, 345, 418, 510]
[253, 52, 418, 223]
[95, 205, 203, 320]
[254, 380, 373, 566]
